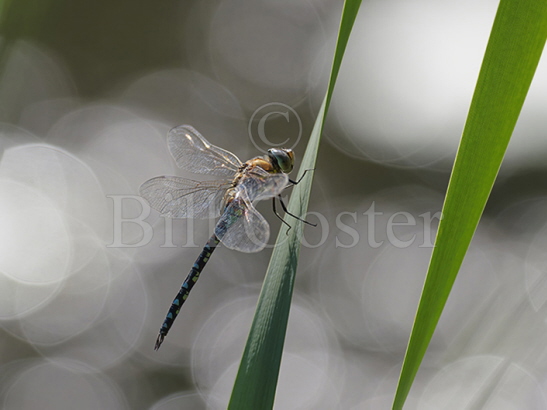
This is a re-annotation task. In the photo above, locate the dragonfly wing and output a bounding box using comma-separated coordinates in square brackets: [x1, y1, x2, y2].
[168, 125, 243, 178]
[240, 166, 289, 202]
[215, 186, 270, 253]
[139, 176, 230, 219]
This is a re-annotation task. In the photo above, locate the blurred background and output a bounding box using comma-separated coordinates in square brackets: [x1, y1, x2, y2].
[1, 0, 547, 408]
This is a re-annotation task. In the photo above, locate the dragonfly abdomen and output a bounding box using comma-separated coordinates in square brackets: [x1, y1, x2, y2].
[154, 234, 221, 350]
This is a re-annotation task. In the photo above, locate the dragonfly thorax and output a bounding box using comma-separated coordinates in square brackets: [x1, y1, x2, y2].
[242, 148, 294, 175]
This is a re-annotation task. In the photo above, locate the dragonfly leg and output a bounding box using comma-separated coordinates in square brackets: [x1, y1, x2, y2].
[277, 195, 317, 227]
[272, 198, 293, 233]
[288, 168, 315, 186]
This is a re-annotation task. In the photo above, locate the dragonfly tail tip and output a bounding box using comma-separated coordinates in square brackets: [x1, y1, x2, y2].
[154, 334, 165, 351]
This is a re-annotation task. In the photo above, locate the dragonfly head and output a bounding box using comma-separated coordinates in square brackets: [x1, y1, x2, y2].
[267, 148, 294, 173]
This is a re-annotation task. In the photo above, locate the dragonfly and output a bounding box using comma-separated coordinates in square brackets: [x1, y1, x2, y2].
[140, 125, 311, 350]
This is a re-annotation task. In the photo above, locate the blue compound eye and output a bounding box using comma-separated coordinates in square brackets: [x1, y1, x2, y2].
[268, 148, 294, 173]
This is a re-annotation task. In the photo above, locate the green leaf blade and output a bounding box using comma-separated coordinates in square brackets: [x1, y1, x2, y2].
[228, 1, 362, 408]
[393, 1, 547, 408]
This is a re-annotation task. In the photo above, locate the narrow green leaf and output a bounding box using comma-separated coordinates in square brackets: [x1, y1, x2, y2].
[228, 1, 362, 408]
[393, 1, 547, 408]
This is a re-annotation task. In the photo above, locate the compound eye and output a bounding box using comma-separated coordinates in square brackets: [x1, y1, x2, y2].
[268, 149, 294, 173]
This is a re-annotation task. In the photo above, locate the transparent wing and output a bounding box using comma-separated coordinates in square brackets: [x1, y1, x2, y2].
[139, 176, 231, 219]
[212, 169, 289, 252]
[239, 166, 289, 202]
[168, 125, 243, 177]
[215, 186, 270, 253]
